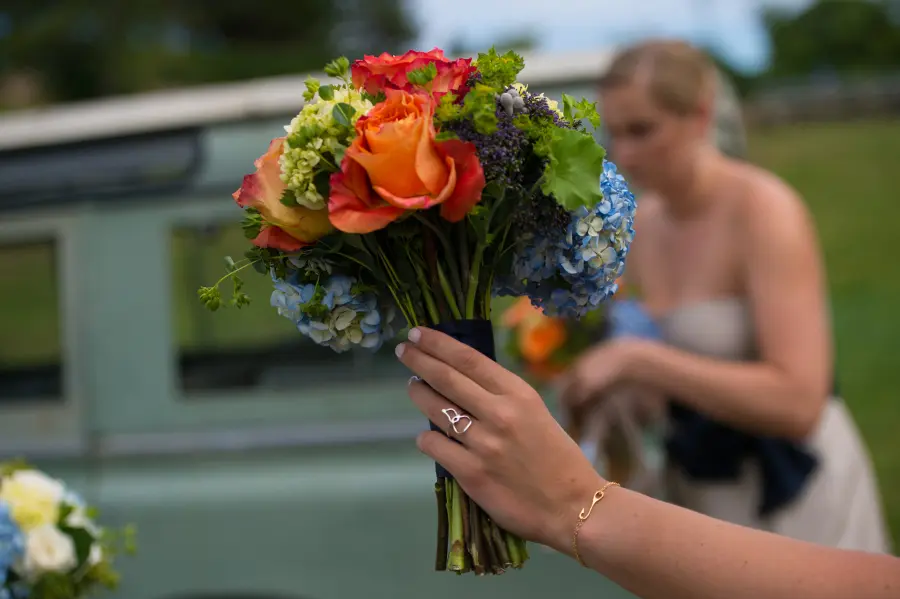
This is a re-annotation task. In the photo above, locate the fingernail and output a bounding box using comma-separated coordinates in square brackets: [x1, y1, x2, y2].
[408, 375, 421, 385]
[408, 328, 422, 343]
[395, 343, 406, 358]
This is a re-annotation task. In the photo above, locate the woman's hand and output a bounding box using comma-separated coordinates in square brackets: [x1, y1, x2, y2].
[559, 337, 650, 410]
[395, 327, 605, 555]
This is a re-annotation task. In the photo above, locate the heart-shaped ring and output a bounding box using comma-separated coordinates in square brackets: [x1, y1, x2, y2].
[441, 407, 473, 435]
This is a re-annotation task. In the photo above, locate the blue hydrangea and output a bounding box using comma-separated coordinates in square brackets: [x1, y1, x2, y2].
[271, 269, 397, 353]
[0, 501, 24, 589]
[496, 160, 636, 319]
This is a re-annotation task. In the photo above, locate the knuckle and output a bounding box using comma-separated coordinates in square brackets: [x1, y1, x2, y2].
[478, 436, 504, 460]
[457, 349, 479, 372]
[465, 460, 489, 488]
[491, 403, 517, 433]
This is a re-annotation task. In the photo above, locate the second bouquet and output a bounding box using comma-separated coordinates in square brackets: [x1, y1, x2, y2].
[199, 47, 636, 575]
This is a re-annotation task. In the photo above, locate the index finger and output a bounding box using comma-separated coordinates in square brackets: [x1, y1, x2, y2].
[407, 327, 523, 395]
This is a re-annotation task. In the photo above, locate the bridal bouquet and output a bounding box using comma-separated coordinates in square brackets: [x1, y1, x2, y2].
[198, 47, 636, 574]
[0, 461, 135, 599]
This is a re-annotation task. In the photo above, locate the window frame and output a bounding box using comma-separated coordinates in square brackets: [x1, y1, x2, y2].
[0, 211, 86, 458]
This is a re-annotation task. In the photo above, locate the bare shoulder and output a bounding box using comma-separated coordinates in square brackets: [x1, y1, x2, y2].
[727, 161, 818, 247]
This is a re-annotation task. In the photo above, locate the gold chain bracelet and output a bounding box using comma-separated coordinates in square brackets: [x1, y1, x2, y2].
[573, 481, 620, 567]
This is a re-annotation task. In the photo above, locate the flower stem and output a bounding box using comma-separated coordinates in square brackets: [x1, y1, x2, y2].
[448, 479, 467, 572]
[465, 243, 486, 319]
[490, 519, 512, 568]
[468, 495, 487, 575]
[505, 530, 523, 568]
[415, 213, 465, 309]
[435, 480, 449, 571]
[460, 487, 473, 573]
[436, 263, 463, 320]
[410, 251, 441, 324]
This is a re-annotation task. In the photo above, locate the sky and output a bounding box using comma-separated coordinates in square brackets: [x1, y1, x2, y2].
[408, 0, 815, 72]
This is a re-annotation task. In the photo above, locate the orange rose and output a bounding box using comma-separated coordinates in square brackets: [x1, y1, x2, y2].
[328, 89, 485, 234]
[233, 137, 333, 252]
[351, 48, 476, 100]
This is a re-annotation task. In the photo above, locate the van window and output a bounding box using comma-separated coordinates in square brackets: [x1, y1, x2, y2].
[170, 222, 406, 394]
[0, 239, 63, 402]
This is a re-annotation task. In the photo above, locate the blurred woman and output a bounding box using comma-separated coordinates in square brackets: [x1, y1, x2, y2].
[560, 40, 890, 552]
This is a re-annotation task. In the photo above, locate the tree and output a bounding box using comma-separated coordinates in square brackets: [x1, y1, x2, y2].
[763, 0, 900, 79]
[0, 0, 415, 106]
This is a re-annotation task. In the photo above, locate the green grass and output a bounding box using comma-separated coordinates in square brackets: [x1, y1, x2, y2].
[748, 119, 900, 545]
[3, 118, 899, 545]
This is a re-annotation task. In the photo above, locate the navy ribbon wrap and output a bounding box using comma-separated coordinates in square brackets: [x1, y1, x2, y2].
[427, 319, 496, 480]
[666, 378, 841, 516]
[665, 402, 820, 517]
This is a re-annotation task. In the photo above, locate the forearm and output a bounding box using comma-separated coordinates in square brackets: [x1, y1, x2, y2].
[630, 341, 822, 439]
[573, 486, 900, 599]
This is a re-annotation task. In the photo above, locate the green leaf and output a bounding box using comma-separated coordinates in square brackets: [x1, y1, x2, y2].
[561, 93, 577, 123]
[467, 204, 491, 241]
[241, 211, 263, 240]
[474, 47, 525, 89]
[323, 57, 350, 78]
[332, 102, 356, 128]
[332, 145, 346, 167]
[318, 84, 334, 101]
[280, 189, 299, 207]
[574, 97, 602, 129]
[303, 76, 321, 102]
[362, 90, 386, 104]
[541, 128, 607, 211]
[57, 503, 75, 525]
[435, 130, 460, 142]
[343, 234, 367, 252]
[461, 84, 498, 134]
[313, 169, 331, 198]
[434, 92, 461, 123]
[59, 525, 96, 567]
[407, 62, 438, 86]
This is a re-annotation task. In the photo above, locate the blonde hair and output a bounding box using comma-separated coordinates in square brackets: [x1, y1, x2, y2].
[600, 40, 717, 116]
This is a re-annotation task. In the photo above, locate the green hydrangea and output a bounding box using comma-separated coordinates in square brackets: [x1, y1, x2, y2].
[279, 86, 372, 210]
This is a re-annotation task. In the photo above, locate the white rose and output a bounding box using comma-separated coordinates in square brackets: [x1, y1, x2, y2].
[0, 470, 66, 531]
[21, 525, 77, 578]
[7, 470, 65, 503]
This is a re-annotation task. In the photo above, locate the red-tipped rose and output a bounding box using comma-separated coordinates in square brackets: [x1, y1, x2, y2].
[351, 48, 476, 100]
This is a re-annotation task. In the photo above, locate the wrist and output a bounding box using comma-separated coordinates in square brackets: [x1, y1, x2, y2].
[622, 338, 656, 384]
[545, 471, 607, 558]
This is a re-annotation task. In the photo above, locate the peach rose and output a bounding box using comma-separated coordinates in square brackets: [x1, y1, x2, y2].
[328, 89, 485, 234]
[351, 48, 476, 100]
[233, 137, 333, 252]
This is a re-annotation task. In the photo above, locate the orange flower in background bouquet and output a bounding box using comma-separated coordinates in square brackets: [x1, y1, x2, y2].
[199, 47, 637, 575]
[501, 296, 605, 384]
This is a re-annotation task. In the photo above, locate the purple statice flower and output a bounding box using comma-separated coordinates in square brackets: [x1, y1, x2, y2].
[446, 104, 528, 188]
